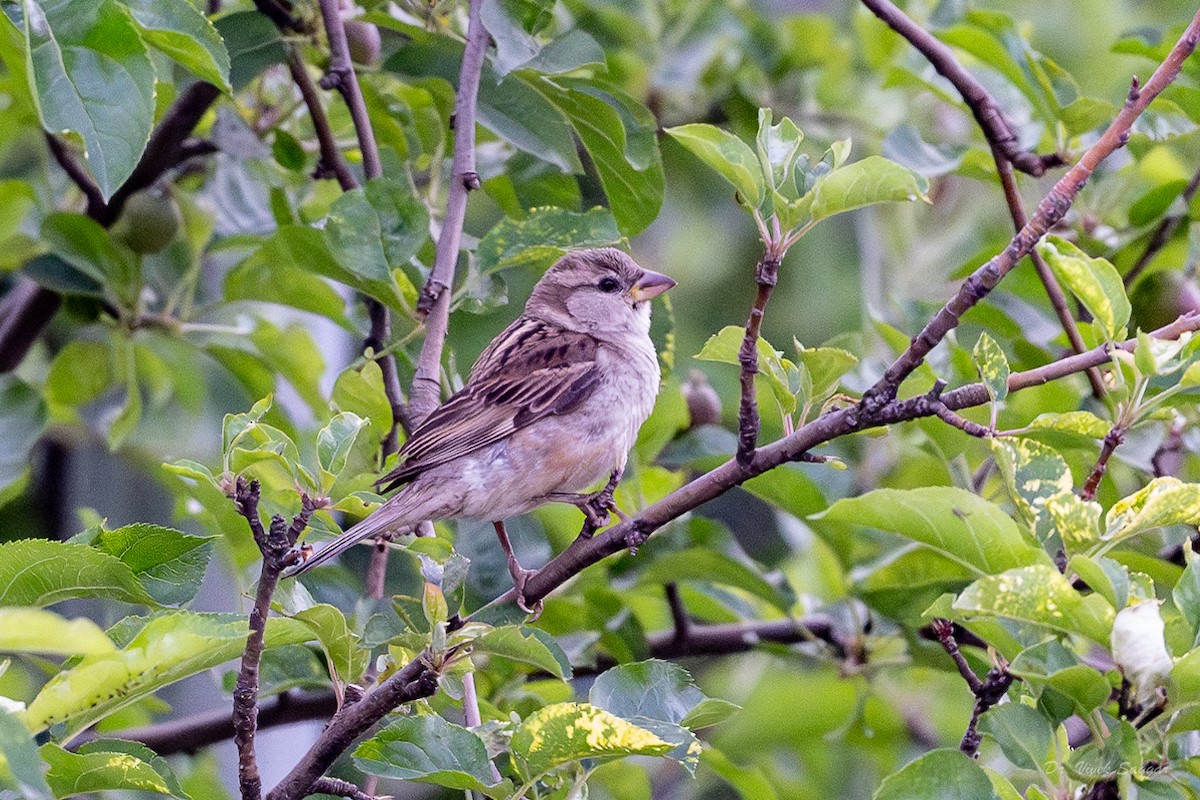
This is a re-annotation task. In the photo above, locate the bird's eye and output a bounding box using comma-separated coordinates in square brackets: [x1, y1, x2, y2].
[598, 277, 621, 293]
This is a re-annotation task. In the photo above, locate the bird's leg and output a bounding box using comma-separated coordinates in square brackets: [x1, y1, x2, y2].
[493, 520, 541, 617]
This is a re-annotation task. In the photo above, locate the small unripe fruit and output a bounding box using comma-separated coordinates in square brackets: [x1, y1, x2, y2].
[116, 190, 179, 254]
[682, 369, 722, 428]
[345, 20, 381, 66]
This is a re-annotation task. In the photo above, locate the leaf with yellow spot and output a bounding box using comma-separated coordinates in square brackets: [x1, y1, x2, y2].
[1027, 411, 1110, 439]
[973, 332, 1009, 405]
[1102, 477, 1200, 548]
[1037, 235, 1130, 341]
[1046, 492, 1101, 551]
[953, 564, 1115, 643]
[510, 702, 673, 781]
[990, 438, 1073, 535]
[40, 744, 176, 798]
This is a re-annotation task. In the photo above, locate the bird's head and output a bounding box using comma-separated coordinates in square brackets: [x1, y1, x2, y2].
[526, 248, 676, 337]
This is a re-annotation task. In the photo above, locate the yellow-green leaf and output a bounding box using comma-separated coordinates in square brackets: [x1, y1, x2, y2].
[1037, 235, 1130, 340]
[953, 564, 1115, 643]
[0, 609, 115, 657]
[973, 333, 1010, 403]
[665, 124, 765, 208]
[1103, 476, 1200, 547]
[510, 702, 673, 781]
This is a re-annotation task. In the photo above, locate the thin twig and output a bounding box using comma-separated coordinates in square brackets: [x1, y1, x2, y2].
[286, 51, 356, 192]
[664, 583, 691, 646]
[736, 252, 783, 464]
[44, 134, 106, 218]
[929, 619, 1013, 757]
[861, 13, 1200, 411]
[1080, 426, 1125, 501]
[860, 0, 1063, 177]
[408, 0, 488, 422]
[1124, 165, 1200, 288]
[316, 0, 382, 181]
[991, 146, 1107, 398]
[310, 777, 393, 800]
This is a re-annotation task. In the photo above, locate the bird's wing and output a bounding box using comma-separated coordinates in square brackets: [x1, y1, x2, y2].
[376, 317, 601, 492]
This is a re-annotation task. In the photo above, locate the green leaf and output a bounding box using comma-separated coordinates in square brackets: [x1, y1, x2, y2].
[696, 326, 797, 415]
[510, 703, 673, 781]
[473, 625, 571, 679]
[46, 340, 114, 407]
[353, 715, 497, 791]
[978, 703, 1052, 771]
[322, 180, 427, 311]
[0, 608, 116, 657]
[795, 343, 858, 398]
[1103, 477, 1200, 547]
[0, 377, 48, 500]
[0, 539, 160, 607]
[1036, 235, 1130, 340]
[1008, 640, 1112, 714]
[1065, 721, 1140, 782]
[23, 0, 156, 198]
[0, 710, 52, 800]
[874, 749, 999, 800]
[989, 438, 1074, 535]
[636, 548, 791, 612]
[213, 11, 285, 91]
[590, 660, 736, 729]
[475, 207, 622, 276]
[224, 239, 351, 329]
[809, 156, 929, 222]
[121, 0, 231, 92]
[315, 412, 370, 487]
[542, 81, 664, 236]
[701, 747, 779, 800]
[41, 213, 136, 300]
[953, 564, 1115, 643]
[665, 124, 765, 208]
[75, 523, 213, 606]
[40, 743, 176, 798]
[23, 612, 311, 738]
[332, 360, 393, 436]
[817, 486, 1051, 575]
[973, 333, 1009, 404]
[291, 603, 369, 683]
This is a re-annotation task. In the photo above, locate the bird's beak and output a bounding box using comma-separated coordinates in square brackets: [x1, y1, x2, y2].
[630, 269, 676, 302]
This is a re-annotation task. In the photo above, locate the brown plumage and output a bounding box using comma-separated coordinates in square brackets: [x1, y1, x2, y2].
[287, 248, 675, 606]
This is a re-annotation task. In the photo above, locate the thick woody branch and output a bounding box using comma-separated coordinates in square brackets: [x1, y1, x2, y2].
[309, 777, 392, 800]
[505, 312, 1200, 610]
[45, 133, 106, 218]
[736, 253, 782, 464]
[860, 12, 1200, 410]
[860, 0, 1063, 177]
[408, 0, 489, 423]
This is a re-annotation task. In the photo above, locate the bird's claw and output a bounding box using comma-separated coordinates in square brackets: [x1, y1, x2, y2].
[624, 523, 649, 555]
[508, 559, 543, 620]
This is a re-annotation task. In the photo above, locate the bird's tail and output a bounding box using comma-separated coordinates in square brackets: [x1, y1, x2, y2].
[284, 507, 409, 578]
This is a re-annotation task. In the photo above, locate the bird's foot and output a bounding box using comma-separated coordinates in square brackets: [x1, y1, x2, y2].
[624, 522, 650, 555]
[576, 469, 627, 539]
[507, 558, 543, 619]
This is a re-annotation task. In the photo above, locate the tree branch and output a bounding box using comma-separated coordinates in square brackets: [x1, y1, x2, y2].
[991, 146, 1107, 398]
[860, 12, 1200, 410]
[736, 252, 782, 464]
[44, 134, 106, 218]
[286, 51, 356, 192]
[1080, 425, 1125, 501]
[498, 312, 1200, 611]
[929, 619, 1013, 757]
[408, 0, 488, 423]
[233, 480, 316, 800]
[860, 0, 1064, 176]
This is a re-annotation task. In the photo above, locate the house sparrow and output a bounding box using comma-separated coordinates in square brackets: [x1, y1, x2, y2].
[287, 248, 675, 609]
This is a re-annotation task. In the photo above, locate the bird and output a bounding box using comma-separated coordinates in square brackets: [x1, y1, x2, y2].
[286, 248, 676, 611]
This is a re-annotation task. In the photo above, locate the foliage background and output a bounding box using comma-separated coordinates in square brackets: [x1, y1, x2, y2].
[1, 0, 1200, 798]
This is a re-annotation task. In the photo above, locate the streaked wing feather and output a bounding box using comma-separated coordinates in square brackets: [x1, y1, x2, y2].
[377, 318, 600, 492]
